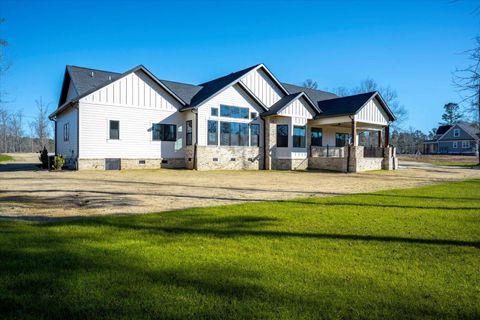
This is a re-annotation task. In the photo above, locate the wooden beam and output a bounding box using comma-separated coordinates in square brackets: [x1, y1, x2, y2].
[351, 119, 357, 146]
[378, 130, 382, 147]
[385, 125, 390, 147]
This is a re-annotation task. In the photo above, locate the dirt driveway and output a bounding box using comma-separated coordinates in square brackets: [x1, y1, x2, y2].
[1, 154, 479, 220]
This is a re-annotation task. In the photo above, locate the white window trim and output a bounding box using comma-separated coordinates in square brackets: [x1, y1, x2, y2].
[452, 141, 458, 148]
[453, 129, 460, 137]
[462, 141, 470, 148]
[107, 119, 120, 141]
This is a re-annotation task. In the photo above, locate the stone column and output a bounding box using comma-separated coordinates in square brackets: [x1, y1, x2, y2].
[264, 118, 276, 170]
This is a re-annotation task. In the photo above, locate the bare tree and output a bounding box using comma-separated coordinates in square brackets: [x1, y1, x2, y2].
[10, 110, 23, 152]
[453, 36, 480, 163]
[31, 98, 51, 150]
[302, 79, 318, 90]
[332, 78, 408, 130]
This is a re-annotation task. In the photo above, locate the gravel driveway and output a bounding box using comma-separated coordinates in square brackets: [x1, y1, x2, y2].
[1, 154, 479, 220]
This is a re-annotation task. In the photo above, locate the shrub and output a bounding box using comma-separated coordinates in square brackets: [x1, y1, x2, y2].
[38, 147, 49, 169]
[53, 155, 65, 170]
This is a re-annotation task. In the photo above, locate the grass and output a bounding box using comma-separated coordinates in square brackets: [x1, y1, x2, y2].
[0, 154, 13, 162]
[0, 180, 479, 319]
[430, 161, 479, 167]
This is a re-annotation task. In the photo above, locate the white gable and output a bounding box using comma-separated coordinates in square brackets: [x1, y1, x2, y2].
[240, 68, 284, 107]
[354, 97, 389, 125]
[278, 96, 314, 120]
[80, 70, 182, 111]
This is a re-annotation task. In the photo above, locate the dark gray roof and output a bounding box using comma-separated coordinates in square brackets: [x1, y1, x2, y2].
[160, 80, 203, 105]
[261, 93, 304, 116]
[457, 123, 480, 139]
[436, 125, 452, 135]
[315, 91, 395, 120]
[186, 64, 260, 108]
[282, 83, 338, 102]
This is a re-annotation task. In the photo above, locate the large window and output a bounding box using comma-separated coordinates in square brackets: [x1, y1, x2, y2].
[293, 126, 306, 148]
[220, 105, 249, 119]
[186, 120, 193, 146]
[220, 122, 249, 146]
[152, 123, 176, 141]
[208, 120, 218, 145]
[277, 125, 288, 148]
[63, 123, 70, 142]
[335, 133, 351, 147]
[250, 124, 260, 147]
[109, 120, 119, 140]
[311, 128, 322, 146]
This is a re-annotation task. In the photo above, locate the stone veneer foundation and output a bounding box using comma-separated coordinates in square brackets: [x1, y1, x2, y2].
[195, 146, 264, 170]
[77, 158, 185, 170]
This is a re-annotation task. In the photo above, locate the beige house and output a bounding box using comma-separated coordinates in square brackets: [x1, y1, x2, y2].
[49, 64, 397, 172]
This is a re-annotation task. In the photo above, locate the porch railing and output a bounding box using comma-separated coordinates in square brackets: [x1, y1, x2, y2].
[363, 146, 384, 158]
[310, 146, 346, 158]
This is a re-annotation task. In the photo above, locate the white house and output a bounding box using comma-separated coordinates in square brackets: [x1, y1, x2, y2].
[49, 64, 398, 172]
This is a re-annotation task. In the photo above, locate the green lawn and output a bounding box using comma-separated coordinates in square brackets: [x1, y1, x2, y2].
[0, 154, 13, 162]
[430, 161, 479, 168]
[0, 180, 479, 319]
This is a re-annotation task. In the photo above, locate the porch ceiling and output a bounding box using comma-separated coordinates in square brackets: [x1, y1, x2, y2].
[309, 118, 386, 130]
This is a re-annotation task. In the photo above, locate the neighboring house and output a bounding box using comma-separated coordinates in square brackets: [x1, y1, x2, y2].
[424, 123, 479, 155]
[49, 64, 397, 172]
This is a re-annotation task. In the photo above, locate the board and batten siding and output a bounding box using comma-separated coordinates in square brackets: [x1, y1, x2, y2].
[55, 106, 78, 159]
[240, 68, 283, 107]
[78, 70, 186, 159]
[196, 84, 264, 146]
[354, 98, 389, 125]
[274, 98, 315, 160]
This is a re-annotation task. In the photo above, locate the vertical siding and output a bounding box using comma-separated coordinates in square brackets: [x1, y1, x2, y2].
[78, 70, 186, 159]
[354, 98, 389, 125]
[278, 97, 314, 119]
[55, 106, 78, 159]
[197, 84, 263, 146]
[240, 69, 283, 107]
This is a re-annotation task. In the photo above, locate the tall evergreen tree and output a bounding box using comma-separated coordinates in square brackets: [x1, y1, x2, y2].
[440, 102, 464, 125]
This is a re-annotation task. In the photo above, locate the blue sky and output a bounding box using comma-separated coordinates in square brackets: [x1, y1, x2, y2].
[1, 0, 479, 133]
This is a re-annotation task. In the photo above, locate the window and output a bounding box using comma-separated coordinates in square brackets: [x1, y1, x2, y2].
[462, 141, 471, 148]
[220, 122, 249, 146]
[277, 125, 289, 148]
[63, 123, 70, 142]
[220, 105, 249, 119]
[152, 123, 176, 141]
[211, 108, 218, 116]
[109, 120, 119, 140]
[335, 133, 351, 147]
[453, 141, 458, 148]
[208, 120, 218, 145]
[293, 126, 306, 148]
[186, 120, 193, 146]
[453, 129, 460, 137]
[251, 112, 258, 120]
[311, 128, 322, 146]
[250, 124, 260, 147]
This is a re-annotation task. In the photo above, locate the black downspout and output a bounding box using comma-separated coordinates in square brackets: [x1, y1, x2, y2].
[262, 117, 266, 170]
[193, 110, 198, 170]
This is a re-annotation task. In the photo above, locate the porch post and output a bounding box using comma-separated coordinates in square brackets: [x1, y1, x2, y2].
[384, 125, 390, 147]
[378, 130, 382, 147]
[351, 119, 357, 146]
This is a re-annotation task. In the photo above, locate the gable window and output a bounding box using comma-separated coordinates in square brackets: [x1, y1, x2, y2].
[186, 120, 193, 146]
[63, 123, 70, 142]
[452, 141, 458, 148]
[220, 105, 249, 119]
[311, 128, 322, 146]
[250, 124, 260, 147]
[277, 125, 289, 148]
[220, 122, 249, 146]
[453, 129, 460, 137]
[208, 120, 218, 145]
[462, 141, 470, 148]
[109, 120, 120, 140]
[152, 123, 177, 141]
[211, 108, 218, 116]
[335, 133, 351, 147]
[293, 126, 306, 148]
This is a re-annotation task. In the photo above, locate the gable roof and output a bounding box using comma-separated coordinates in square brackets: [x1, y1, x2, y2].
[261, 92, 319, 117]
[436, 125, 452, 135]
[314, 91, 395, 121]
[282, 83, 338, 103]
[50, 65, 188, 119]
[438, 122, 480, 141]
